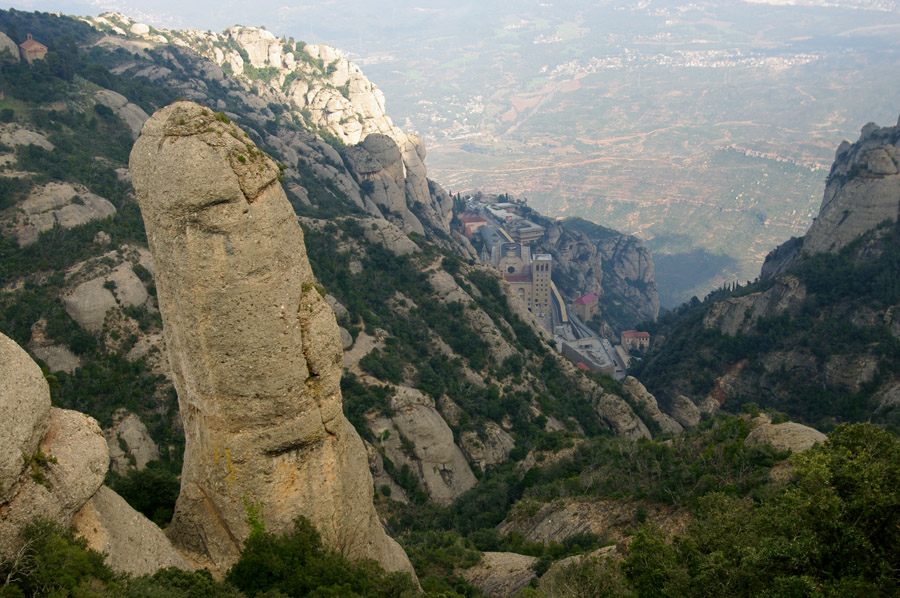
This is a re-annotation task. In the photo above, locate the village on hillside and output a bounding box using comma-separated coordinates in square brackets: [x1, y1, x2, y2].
[456, 196, 649, 380]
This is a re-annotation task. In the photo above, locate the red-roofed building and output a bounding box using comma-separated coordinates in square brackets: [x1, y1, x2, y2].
[457, 210, 487, 238]
[572, 292, 599, 321]
[621, 330, 650, 352]
[19, 34, 47, 64]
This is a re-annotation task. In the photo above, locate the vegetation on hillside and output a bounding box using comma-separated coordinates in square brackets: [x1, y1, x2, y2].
[633, 220, 900, 430]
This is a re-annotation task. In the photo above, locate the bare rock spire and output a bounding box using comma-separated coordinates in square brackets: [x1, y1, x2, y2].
[129, 101, 413, 576]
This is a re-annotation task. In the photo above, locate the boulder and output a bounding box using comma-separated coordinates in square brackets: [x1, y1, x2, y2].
[745, 422, 827, 453]
[671, 395, 701, 429]
[0, 408, 108, 557]
[129, 101, 413, 576]
[0, 332, 51, 502]
[72, 485, 188, 576]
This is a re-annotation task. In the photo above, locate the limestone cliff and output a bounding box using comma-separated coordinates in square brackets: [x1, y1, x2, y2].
[538, 218, 659, 331]
[89, 14, 456, 243]
[129, 101, 413, 576]
[762, 116, 900, 277]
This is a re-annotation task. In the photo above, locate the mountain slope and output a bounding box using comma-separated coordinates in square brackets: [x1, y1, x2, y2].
[634, 117, 900, 430]
[0, 7, 656, 527]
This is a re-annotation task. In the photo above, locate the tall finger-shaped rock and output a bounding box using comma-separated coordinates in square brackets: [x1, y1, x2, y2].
[130, 102, 413, 576]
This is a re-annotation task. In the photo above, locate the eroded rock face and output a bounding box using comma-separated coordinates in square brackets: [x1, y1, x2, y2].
[104, 410, 160, 475]
[0, 408, 108, 557]
[622, 376, 682, 435]
[129, 101, 412, 576]
[461, 552, 538, 598]
[703, 276, 806, 336]
[369, 386, 477, 505]
[802, 119, 900, 256]
[0, 332, 51, 503]
[72, 485, 188, 576]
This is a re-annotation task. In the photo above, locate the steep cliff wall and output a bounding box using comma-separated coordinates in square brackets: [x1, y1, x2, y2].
[130, 101, 413, 575]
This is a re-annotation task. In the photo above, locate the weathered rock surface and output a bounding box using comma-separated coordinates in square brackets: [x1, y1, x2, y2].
[362, 217, 420, 255]
[671, 395, 701, 429]
[594, 393, 651, 440]
[802, 120, 900, 256]
[72, 485, 188, 575]
[104, 410, 160, 474]
[703, 276, 806, 336]
[15, 182, 116, 246]
[745, 422, 827, 453]
[461, 552, 538, 598]
[460, 422, 516, 470]
[129, 101, 412, 576]
[63, 262, 149, 331]
[0, 332, 51, 502]
[622, 376, 682, 435]
[94, 89, 150, 138]
[370, 385, 477, 505]
[0, 31, 19, 62]
[0, 408, 108, 557]
[28, 319, 81, 373]
[500, 497, 688, 548]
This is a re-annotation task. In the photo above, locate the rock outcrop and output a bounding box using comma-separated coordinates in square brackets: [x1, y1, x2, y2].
[72, 485, 188, 576]
[461, 552, 538, 598]
[369, 386, 477, 505]
[622, 376, 682, 435]
[0, 332, 51, 503]
[745, 422, 827, 453]
[129, 101, 412, 576]
[703, 276, 806, 336]
[762, 116, 900, 275]
[802, 118, 900, 256]
[13, 182, 116, 247]
[1, 332, 187, 576]
[104, 410, 160, 474]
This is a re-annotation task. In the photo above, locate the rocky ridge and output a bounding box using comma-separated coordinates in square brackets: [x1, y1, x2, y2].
[88, 14, 455, 242]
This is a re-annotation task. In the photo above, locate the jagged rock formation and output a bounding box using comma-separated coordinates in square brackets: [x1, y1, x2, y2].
[88, 14, 457, 243]
[763, 117, 900, 276]
[129, 101, 412, 576]
[538, 218, 659, 331]
[639, 116, 900, 427]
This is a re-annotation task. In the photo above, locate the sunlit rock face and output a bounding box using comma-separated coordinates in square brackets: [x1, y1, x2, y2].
[130, 101, 413, 577]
